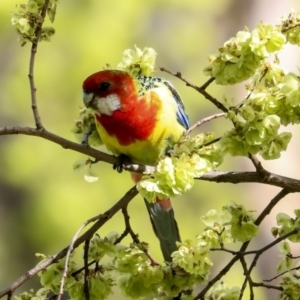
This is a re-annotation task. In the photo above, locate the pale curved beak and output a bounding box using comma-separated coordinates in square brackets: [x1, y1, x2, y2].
[82, 91, 94, 108]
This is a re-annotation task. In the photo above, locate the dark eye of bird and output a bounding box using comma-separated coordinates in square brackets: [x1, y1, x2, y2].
[97, 82, 111, 92]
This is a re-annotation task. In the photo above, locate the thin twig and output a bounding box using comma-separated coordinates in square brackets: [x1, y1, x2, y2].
[264, 265, 300, 283]
[238, 256, 253, 300]
[160, 68, 228, 112]
[210, 247, 238, 255]
[121, 206, 159, 266]
[82, 125, 96, 145]
[57, 219, 98, 300]
[199, 77, 215, 90]
[83, 240, 91, 300]
[201, 137, 222, 147]
[121, 206, 139, 242]
[114, 228, 130, 244]
[238, 189, 290, 298]
[7, 292, 12, 300]
[28, 0, 50, 129]
[195, 255, 241, 299]
[254, 189, 290, 226]
[245, 225, 300, 277]
[251, 282, 283, 291]
[184, 113, 225, 136]
[71, 260, 95, 277]
[248, 154, 267, 175]
[0, 186, 138, 298]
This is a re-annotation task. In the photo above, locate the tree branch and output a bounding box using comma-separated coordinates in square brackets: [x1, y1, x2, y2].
[2, 127, 300, 193]
[199, 171, 300, 192]
[0, 126, 155, 174]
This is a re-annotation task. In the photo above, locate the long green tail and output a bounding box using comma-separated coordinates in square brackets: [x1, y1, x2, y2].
[144, 199, 181, 262]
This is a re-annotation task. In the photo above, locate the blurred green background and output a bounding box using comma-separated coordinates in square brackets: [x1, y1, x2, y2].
[1, 0, 300, 299]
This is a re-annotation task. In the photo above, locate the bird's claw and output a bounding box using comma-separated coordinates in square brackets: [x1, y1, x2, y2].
[165, 149, 174, 157]
[113, 154, 130, 173]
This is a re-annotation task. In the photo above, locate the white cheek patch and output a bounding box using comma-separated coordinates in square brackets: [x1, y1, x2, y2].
[95, 94, 121, 115]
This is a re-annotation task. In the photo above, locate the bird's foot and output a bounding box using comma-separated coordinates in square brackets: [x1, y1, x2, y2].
[113, 154, 130, 173]
[165, 149, 174, 157]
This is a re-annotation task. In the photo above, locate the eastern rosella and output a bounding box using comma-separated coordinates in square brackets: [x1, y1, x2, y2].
[82, 70, 189, 262]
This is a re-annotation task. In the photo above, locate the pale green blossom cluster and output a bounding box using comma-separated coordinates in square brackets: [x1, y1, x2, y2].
[281, 10, 300, 46]
[273, 210, 300, 243]
[116, 246, 159, 297]
[223, 202, 258, 242]
[88, 232, 119, 261]
[247, 68, 300, 127]
[36, 233, 209, 299]
[115, 242, 203, 298]
[203, 23, 286, 85]
[117, 45, 157, 76]
[172, 239, 212, 277]
[279, 269, 300, 300]
[276, 241, 292, 273]
[11, 0, 56, 46]
[205, 282, 240, 300]
[72, 107, 103, 183]
[272, 211, 300, 298]
[200, 209, 233, 247]
[204, 11, 300, 85]
[204, 11, 300, 161]
[220, 62, 297, 159]
[37, 254, 77, 294]
[199, 203, 258, 246]
[14, 288, 49, 300]
[279, 73, 300, 125]
[71, 106, 102, 147]
[73, 159, 99, 183]
[37, 234, 116, 300]
[221, 113, 291, 159]
[137, 133, 224, 203]
[67, 272, 114, 300]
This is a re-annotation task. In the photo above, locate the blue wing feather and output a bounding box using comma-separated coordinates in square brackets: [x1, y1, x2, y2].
[162, 80, 190, 130]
